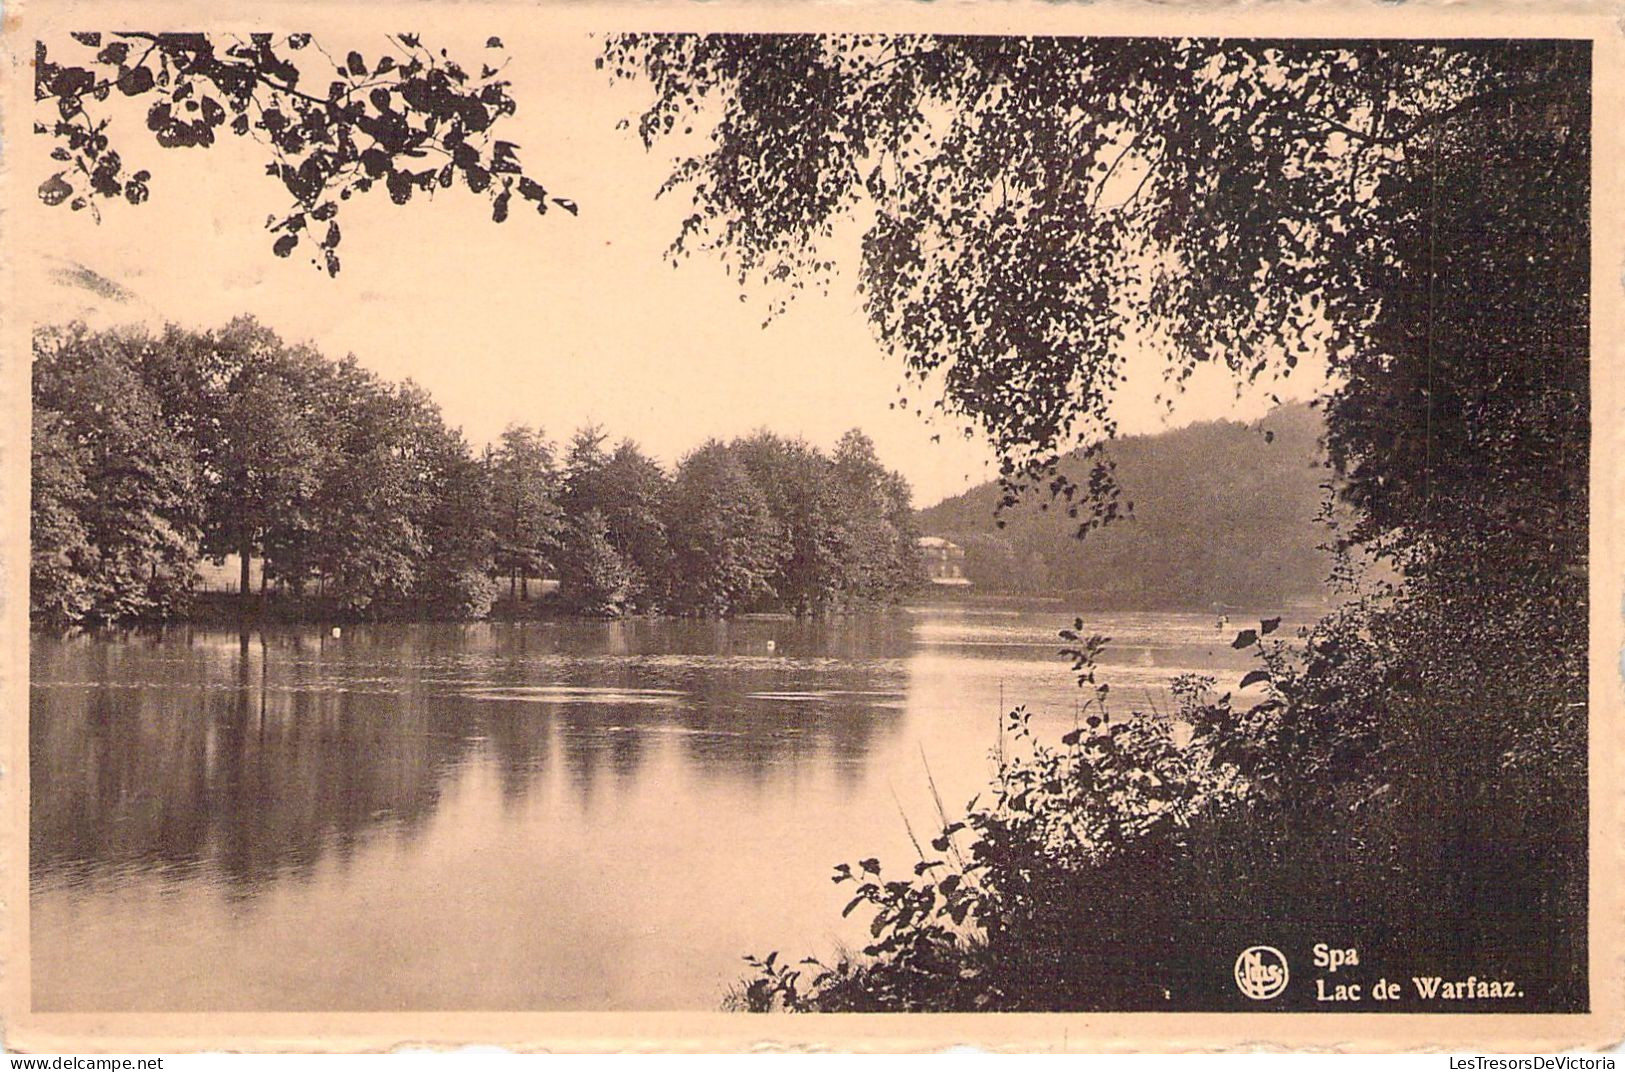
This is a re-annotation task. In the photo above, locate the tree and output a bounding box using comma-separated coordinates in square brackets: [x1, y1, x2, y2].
[34, 32, 574, 274]
[306, 377, 445, 615]
[606, 36, 1590, 1006]
[560, 428, 672, 611]
[166, 318, 326, 615]
[602, 37, 1584, 555]
[34, 316, 516, 623]
[416, 434, 498, 620]
[830, 429, 923, 605]
[603, 29, 1587, 727]
[129, 317, 452, 614]
[486, 424, 562, 602]
[668, 431, 923, 616]
[30, 408, 96, 628]
[956, 533, 1047, 595]
[731, 431, 845, 616]
[31, 324, 202, 625]
[664, 441, 782, 615]
[555, 509, 635, 617]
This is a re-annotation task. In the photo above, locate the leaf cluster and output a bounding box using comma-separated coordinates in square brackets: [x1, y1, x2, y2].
[36, 31, 570, 274]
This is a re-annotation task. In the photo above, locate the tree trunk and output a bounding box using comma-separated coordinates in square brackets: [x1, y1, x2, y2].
[239, 537, 253, 621]
[520, 570, 530, 601]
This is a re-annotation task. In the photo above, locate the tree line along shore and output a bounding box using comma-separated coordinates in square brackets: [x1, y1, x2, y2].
[30, 317, 925, 629]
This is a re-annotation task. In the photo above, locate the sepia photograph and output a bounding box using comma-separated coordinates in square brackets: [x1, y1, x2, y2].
[2, 0, 1621, 1053]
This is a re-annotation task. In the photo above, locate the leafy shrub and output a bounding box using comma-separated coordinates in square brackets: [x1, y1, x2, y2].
[429, 567, 498, 621]
[736, 598, 1585, 1012]
[555, 509, 634, 617]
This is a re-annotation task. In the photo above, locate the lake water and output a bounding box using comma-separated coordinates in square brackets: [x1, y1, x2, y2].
[30, 599, 1303, 1011]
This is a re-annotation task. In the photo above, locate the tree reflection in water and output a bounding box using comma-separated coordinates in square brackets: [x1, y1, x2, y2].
[29, 605, 1260, 1010]
[31, 617, 912, 895]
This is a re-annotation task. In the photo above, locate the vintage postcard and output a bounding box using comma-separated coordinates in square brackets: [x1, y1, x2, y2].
[1, 0, 1621, 1053]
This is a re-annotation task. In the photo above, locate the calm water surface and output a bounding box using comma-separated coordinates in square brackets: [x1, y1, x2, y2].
[31, 600, 1297, 1011]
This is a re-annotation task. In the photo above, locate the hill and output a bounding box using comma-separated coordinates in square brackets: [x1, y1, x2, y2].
[916, 404, 1337, 609]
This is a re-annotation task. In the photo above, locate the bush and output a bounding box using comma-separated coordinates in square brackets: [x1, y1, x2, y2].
[555, 510, 635, 617]
[736, 596, 1586, 1012]
[430, 567, 498, 621]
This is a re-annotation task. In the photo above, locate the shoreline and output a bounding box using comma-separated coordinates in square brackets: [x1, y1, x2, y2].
[28, 589, 1335, 636]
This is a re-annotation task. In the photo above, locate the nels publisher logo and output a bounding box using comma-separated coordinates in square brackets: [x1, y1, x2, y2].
[1234, 945, 1290, 1000]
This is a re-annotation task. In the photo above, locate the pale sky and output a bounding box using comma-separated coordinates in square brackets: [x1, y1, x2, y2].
[23, 26, 1325, 508]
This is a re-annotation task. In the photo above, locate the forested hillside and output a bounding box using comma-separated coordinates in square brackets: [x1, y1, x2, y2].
[916, 404, 1334, 608]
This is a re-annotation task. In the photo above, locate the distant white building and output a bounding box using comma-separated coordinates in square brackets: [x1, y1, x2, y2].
[917, 536, 971, 586]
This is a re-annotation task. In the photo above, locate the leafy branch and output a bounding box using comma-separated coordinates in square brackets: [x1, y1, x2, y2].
[34, 31, 575, 275]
